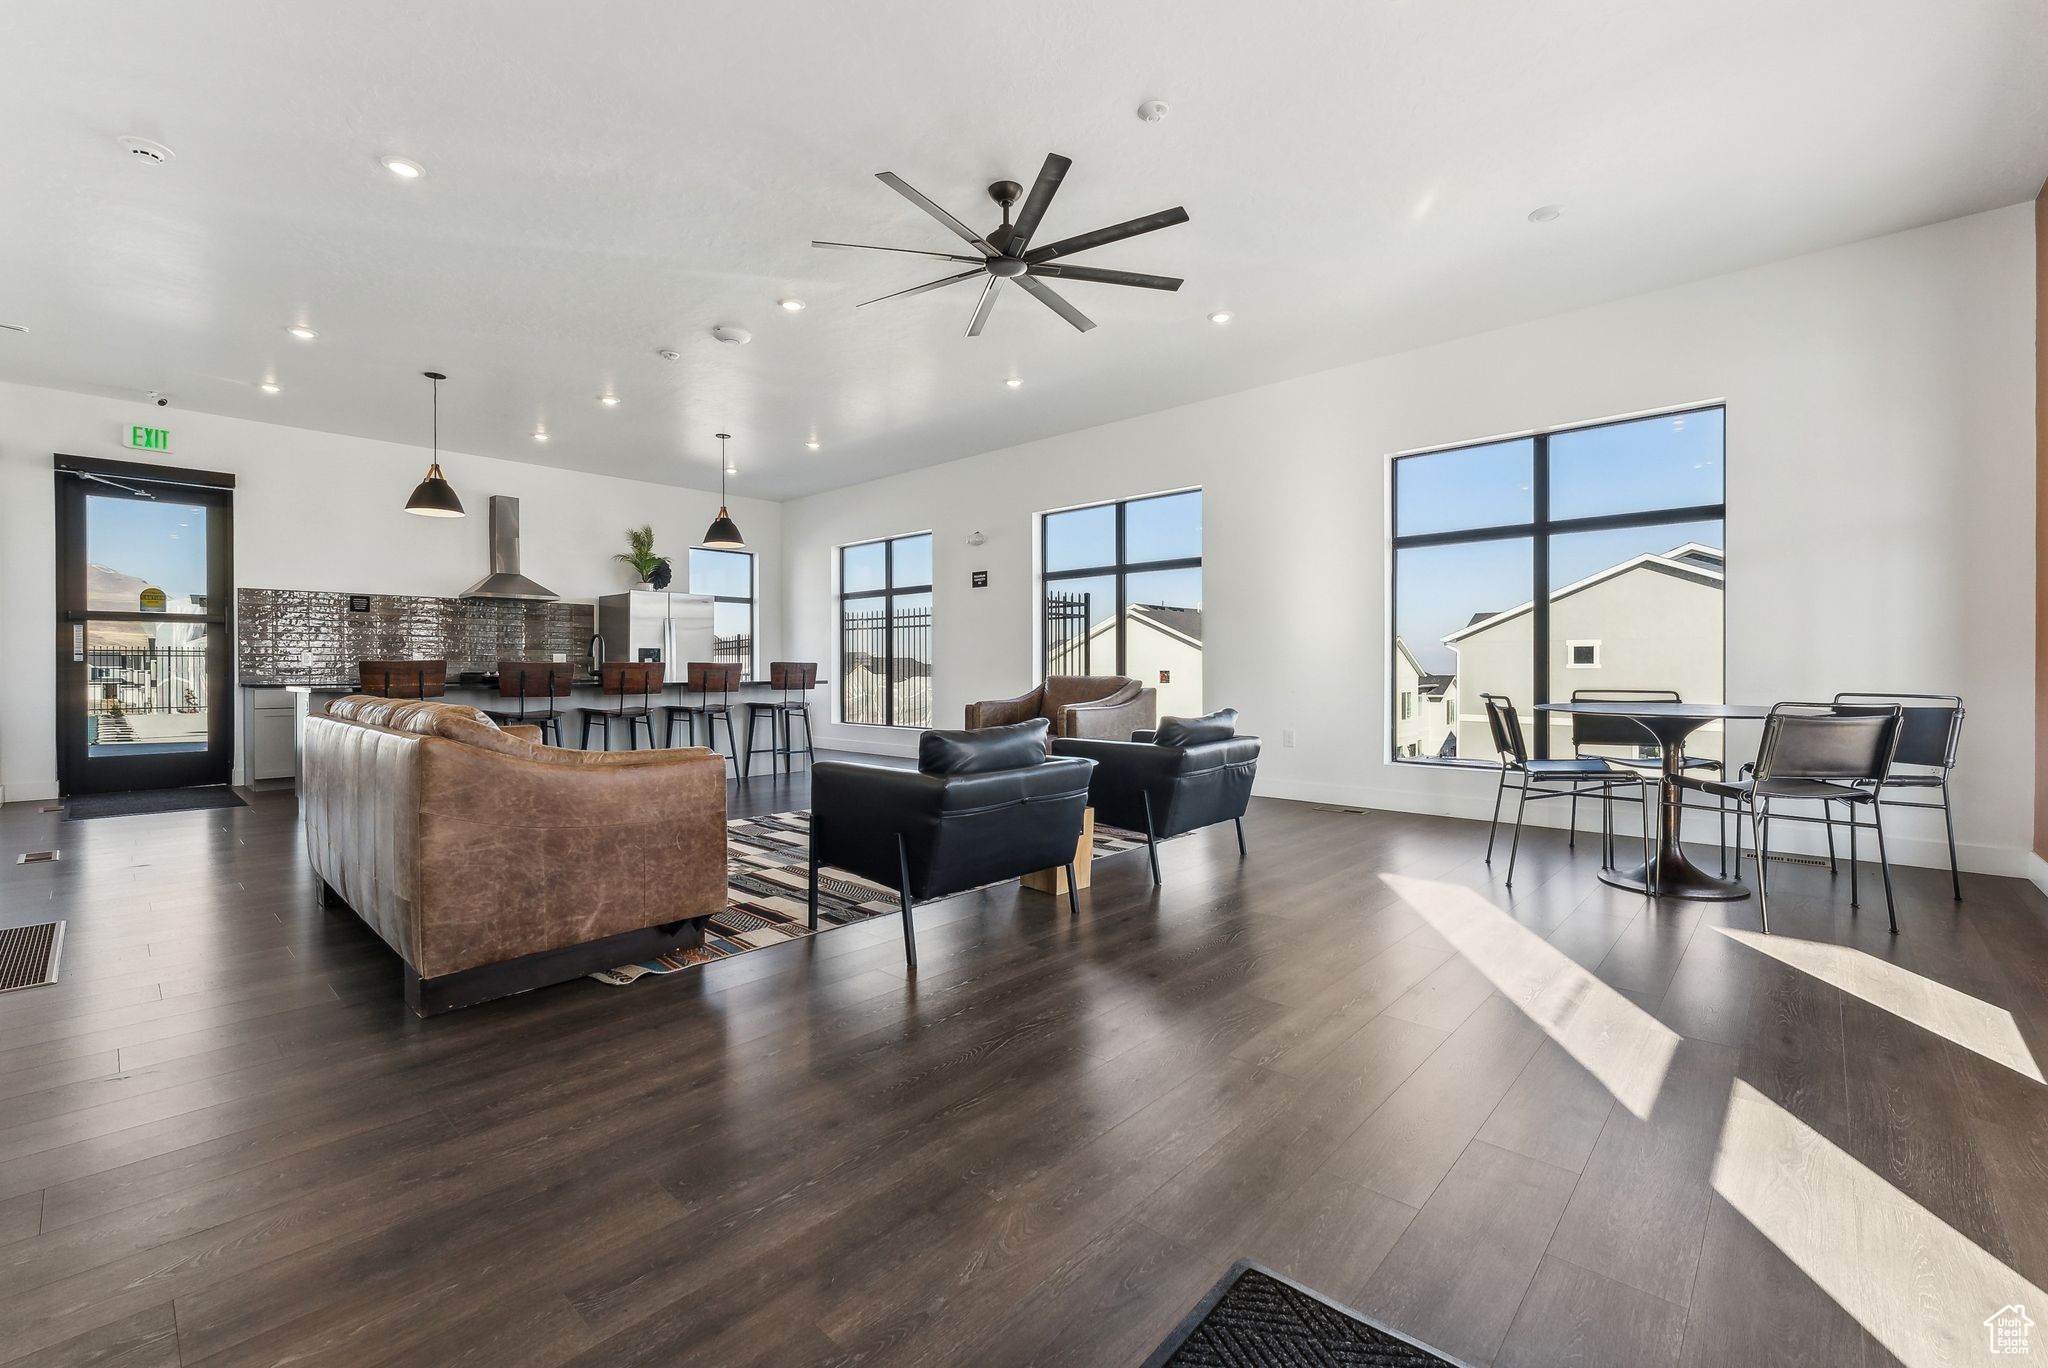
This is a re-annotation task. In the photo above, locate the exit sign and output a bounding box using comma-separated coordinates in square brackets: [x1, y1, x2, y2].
[123, 424, 171, 453]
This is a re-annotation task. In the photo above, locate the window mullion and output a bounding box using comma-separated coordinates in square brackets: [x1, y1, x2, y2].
[1531, 434, 1552, 760]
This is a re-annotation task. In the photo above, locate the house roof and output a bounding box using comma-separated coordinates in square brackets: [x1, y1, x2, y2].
[1418, 674, 1455, 700]
[1131, 604, 1202, 645]
[1443, 544, 1724, 647]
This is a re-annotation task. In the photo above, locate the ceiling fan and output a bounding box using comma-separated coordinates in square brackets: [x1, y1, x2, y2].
[814, 153, 1188, 336]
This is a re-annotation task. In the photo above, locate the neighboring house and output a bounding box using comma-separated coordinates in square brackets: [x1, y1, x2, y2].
[1054, 602, 1204, 720]
[1393, 637, 1457, 758]
[1443, 544, 1724, 763]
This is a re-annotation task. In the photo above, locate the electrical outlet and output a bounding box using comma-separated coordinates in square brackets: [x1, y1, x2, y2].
[1281, 729, 1296, 748]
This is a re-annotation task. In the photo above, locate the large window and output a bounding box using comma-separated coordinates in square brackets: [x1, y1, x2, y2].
[1390, 407, 1725, 765]
[1041, 490, 1203, 716]
[839, 533, 933, 727]
[688, 548, 754, 677]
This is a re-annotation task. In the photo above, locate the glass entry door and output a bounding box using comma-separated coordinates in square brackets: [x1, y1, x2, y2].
[55, 461, 234, 794]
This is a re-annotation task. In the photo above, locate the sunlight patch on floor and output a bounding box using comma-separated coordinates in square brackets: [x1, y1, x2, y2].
[1714, 927, 2044, 1084]
[1713, 1079, 2045, 1366]
[1381, 873, 1679, 1118]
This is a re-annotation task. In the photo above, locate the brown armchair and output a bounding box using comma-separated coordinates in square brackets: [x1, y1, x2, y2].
[965, 674, 1158, 740]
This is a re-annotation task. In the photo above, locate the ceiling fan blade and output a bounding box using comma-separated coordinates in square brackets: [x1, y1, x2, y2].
[966, 277, 1004, 337]
[1028, 264, 1183, 292]
[1024, 206, 1190, 264]
[1005, 153, 1072, 254]
[0, 322, 25, 333]
[1014, 275, 1096, 333]
[875, 173, 998, 257]
[814, 239, 986, 263]
[857, 269, 984, 308]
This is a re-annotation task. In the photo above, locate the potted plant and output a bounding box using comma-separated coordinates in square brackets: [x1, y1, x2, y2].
[614, 525, 673, 591]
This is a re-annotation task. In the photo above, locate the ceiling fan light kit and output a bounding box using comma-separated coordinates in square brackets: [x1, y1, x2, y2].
[814, 152, 1189, 337]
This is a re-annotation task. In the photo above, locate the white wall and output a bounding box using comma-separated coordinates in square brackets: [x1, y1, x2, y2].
[779, 204, 2036, 874]
[0, 382, 781, 799]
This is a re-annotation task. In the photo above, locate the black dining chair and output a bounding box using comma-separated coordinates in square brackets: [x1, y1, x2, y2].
[1569, 688, 1729, 876]
[1835, 692, 1964, 900]
[1695, 702, 1904, 933]
[1480, 693, 1656, 890]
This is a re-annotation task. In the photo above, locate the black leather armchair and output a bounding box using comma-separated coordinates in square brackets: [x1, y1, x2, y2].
[1051, 726, 1260, 885]
[808, 720, 1096, 969]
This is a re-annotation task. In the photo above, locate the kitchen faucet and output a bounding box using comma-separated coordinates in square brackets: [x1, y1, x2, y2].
[587, 633, 606, 679]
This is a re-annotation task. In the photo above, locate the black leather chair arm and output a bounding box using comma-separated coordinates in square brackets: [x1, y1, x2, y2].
[1051, 736, 1260, 839]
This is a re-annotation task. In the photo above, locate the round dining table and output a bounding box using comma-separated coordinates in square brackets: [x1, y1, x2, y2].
[1535, 700, 1771, 900]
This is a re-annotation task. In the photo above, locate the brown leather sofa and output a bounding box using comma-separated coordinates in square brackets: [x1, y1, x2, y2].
[964, 675, 1158, 740]
[303, 695, 728, 1015]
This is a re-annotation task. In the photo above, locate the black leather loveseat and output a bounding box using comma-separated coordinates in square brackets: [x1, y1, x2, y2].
[1052, 710, 1260, 884]
[808, 718, 1095, 969]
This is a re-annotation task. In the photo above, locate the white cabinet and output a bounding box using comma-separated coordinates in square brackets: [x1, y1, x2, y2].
[246, 689, 297, 781]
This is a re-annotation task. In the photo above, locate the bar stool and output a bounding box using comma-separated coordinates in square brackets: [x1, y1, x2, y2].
[744, 661, 818, 775]
[481, 660, 570, 745]
[358, 659, 447, 699]
[665, 662, 740, 772]
[579, 662, 662, 750]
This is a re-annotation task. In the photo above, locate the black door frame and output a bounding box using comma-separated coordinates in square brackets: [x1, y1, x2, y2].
[54, 454, 237, 795]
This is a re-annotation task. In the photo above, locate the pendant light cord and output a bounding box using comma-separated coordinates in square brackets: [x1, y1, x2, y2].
[431, 374, 440, 468]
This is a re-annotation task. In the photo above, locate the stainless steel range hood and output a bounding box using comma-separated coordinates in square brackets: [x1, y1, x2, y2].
[461, 496, 557, 601]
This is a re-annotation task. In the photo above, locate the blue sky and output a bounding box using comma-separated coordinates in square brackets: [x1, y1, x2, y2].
[1395, 410, 1724, 674]
[1044, 491, 1203, 632]
[88, 495, 210, 600]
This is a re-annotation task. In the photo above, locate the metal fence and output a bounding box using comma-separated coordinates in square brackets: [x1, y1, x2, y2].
[86, 647, 209, 717]
[1044, 590, 1093, 676]
[841, 605, 932, 727]
[713, 634, 751, 673]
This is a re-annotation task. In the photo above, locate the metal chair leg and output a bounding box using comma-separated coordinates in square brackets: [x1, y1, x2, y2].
[1065, 864, 1080, 917]
[896, 832, 917, 970]
[1505, 781, 1530, 887]
[1642, 782, 1657, 897]
[1718, 797, 1728, 878]
[1234, 815, 1247, 858]
[1823, 803, 1838, 874]
[807, 817, 822, 931]
[1141, 792, 1162, 886]
[1871, 801, 1899, 934]
[1848, 802, 1860, 909]
[1569, 790, 1578, 850]
[1750, 800, 1771, 933]
[1485, 767, 1508, 864]
[1940, 778, 1961, 901]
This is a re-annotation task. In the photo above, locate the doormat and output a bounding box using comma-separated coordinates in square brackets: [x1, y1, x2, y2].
[591, 809, 1144, 984]
[66, 787, 248, 820]
[1141, 1262, 1470, 1367]
[0, 922, 66, 994]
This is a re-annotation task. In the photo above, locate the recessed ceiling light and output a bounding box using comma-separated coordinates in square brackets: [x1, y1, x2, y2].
[805, 439, 821, 450]
[287, 325, 318, 341]
[599, 393, 621, 406]
[1005, 377, 1023, 388]
[381, 156, 425, 180]
[779, 298, 806, 312]
[533, 428, 549, 442]
[1208, 311, 1233, 325]
[259, 381, 281, 393]
[1527, 204, 1563, 223]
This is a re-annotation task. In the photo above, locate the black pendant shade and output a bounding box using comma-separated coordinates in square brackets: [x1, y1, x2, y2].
[405, 371, 466, 518]
[700, 433, 745, 549]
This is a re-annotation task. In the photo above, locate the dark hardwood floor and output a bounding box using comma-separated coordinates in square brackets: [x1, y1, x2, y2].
[3, 762, 2047, 1366]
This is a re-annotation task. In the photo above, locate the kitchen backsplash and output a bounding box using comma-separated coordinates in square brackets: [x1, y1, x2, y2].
[236, 588, 595, 684]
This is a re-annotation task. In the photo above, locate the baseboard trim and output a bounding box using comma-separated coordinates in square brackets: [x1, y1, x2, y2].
[0, 781, 62, 805]
[1251, 775, 2029, 880]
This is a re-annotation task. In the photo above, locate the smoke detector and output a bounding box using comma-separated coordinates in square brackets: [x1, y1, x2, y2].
[116, 135, 176, 164]
[1136, 99, 1169, 123]
[709, 324, 752, 346]
[656, 348, 681, 361]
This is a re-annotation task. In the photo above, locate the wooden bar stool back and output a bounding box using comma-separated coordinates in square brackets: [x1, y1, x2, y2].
[579, 662, 662, 750]
[483, 660, 572, 745]
[358, 659, 447, 699]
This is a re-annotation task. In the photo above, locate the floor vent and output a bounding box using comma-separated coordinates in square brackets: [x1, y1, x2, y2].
[0, 921, 65, 993]
[15, 850, 59, 864]
[38, 805, 63, 814]
[1745, 849, 1832, 869]
[1311, 805, 1368, 815]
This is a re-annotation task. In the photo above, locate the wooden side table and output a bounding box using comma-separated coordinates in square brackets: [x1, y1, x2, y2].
[1021, 807, 1094, 896]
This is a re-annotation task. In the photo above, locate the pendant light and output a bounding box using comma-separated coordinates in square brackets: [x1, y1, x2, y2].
[404, 371, 465, 517]
[700, 432, 745, 549]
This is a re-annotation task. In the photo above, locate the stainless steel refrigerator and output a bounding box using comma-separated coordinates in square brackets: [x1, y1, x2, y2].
[595, 591, 716, 671]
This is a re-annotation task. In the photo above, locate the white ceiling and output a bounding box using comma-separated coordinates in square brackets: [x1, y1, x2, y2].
[3, 1, 2045, 500]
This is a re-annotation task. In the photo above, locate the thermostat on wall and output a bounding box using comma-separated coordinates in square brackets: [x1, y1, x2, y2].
[348, 595, 371, 612]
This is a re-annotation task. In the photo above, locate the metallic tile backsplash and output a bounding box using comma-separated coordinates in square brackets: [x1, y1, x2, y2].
[236, 589, 596, 685]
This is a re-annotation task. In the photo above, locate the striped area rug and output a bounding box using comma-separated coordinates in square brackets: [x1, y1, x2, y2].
[592, 809, 1143, 984]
